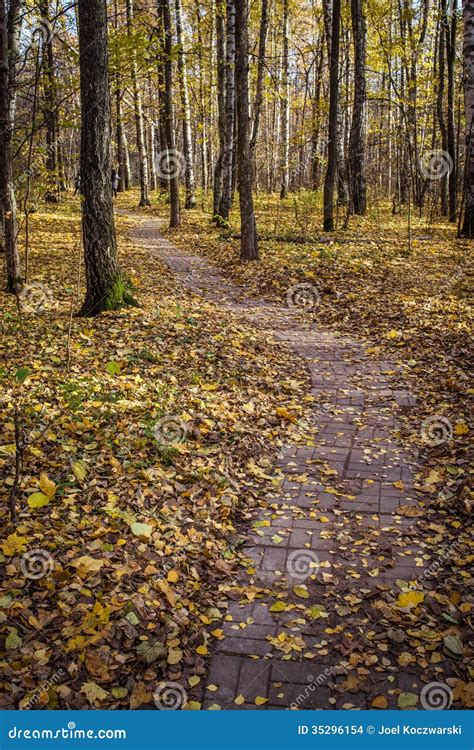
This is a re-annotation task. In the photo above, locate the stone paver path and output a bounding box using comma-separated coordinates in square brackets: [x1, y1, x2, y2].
[128, 214, 448, 711]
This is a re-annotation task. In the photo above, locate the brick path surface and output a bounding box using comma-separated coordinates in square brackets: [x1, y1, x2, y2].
[129, 215, 453, 711]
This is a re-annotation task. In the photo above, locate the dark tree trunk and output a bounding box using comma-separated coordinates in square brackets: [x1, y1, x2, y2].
[77, 0, 133, 315]
[213, 1, 225, 215]
[398, 65, 410, 205]
[279, 0, 290, 198]
[0, 0, 23, 292]
[348, 0, 367, 214]
[158, 0, 181, 227]
[217, 0, 235, 221]
[156, 55, 169, 192]
[194, 0, 208, 191]
[444, 0, 458, 221]
[323, 0, 341, 231]
[323, 0, 347, 208]
[461, 0, 474, 236]
[175, 0, 196, 208]
[311, 36, 324, 190]
[235, 0, 258, 260]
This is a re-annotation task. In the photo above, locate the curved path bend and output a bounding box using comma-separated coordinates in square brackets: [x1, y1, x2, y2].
[126, 212, 449, 711]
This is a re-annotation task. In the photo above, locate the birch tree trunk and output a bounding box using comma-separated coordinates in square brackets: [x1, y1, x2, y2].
[235, 0, 258, 259]
[77, 0, 133, 315]
[250, 0, 269, 161]
[461, 0, 474, 236]
[279, 0, 290, 199]
[115, 78, 128, 191]
[348, 0, 367, 214]
[126, 0, 150, 207]
[40, 1, 61, 202]
[123, 129, 131, 189]
[437, 7, 448, 215]
[147, 116, 158, 191]
[114, 0, 128, 192]
[175, 0, 196, 208]
[217, 0, 235, 220]
[0, 0, 23, 293]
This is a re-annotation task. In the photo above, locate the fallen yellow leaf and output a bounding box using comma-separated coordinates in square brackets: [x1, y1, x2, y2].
[39, 472, 56, 497]
[397, 590, 424, 608]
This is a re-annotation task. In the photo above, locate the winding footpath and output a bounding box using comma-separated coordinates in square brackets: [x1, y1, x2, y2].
[127, 213, 455, 711]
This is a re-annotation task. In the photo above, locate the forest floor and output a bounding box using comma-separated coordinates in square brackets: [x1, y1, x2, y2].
[0, 191, 472, 710]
